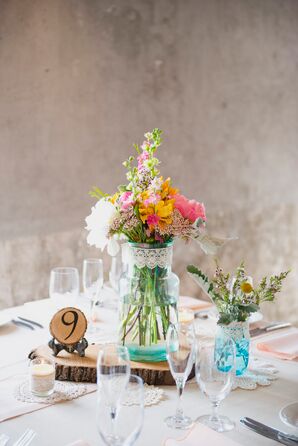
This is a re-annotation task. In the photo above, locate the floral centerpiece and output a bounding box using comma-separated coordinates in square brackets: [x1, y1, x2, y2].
[187, 263, 289, 374]
[86, 128, 207, 362]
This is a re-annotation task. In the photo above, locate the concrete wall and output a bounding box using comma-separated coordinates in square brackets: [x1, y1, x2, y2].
[0, 0, 297, 324]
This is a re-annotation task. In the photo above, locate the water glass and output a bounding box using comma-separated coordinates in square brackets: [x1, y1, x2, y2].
[165, 323, 195, 429]
[83, 258, 104, 328]
[96, 374, 144, 446]
[195, 337, 235, 432]
[49, 267, 79, 309]
[97, 343, 131, 443]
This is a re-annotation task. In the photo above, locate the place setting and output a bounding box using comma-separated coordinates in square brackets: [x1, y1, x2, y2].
[0, 129, 297, 446]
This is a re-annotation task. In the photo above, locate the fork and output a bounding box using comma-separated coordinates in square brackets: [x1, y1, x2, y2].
[13, 429, 36, 446]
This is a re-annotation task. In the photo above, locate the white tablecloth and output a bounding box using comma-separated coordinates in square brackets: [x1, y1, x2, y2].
[0, 296, 297, 446]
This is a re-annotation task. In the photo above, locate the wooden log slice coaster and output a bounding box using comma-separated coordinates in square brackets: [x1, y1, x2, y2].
[29, 344, 195, 386]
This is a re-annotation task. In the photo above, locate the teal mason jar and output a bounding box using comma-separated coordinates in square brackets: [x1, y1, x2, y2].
[216, 320, 250, 376]
[119, 241, 179, 363]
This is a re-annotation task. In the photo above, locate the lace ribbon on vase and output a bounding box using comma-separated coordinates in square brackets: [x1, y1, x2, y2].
[130, 245, 173, 269]
[14, 380, 90, 404]
[232, 357, 278, 390]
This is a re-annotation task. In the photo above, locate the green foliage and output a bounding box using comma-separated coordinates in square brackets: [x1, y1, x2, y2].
[187, 262, 290, 325]
[88, 186, 108, 200]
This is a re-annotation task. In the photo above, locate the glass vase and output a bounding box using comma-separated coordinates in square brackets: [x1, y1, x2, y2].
[119, 242, 179, 362]
[216, 321, 250, 376]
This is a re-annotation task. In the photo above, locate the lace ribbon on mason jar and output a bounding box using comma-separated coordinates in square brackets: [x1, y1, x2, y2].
[130, 245, 173, 269]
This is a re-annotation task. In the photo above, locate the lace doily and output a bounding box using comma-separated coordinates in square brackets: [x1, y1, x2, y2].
[122, 384, 164, 407]
[130, 245, 173, 269]
[232, 357, 278, 390]
[14, 380, 88, 404]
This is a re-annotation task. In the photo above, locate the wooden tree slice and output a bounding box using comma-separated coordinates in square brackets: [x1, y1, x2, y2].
[29, 344, 195, 386]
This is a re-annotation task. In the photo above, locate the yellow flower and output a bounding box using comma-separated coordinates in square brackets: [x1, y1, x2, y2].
[160, 178, 178, 199]
[139, 199, 174, 230]
[241, 282, 253, 293]
[110, 192, 120, 204]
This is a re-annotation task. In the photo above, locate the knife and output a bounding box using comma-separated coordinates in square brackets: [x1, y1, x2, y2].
[250, 322, 291, 338]
[17, 316, 44, 329]
[240, 417, 298, 444]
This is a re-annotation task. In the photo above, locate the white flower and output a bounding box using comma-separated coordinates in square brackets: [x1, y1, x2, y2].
[85, 199, 119, 256]
[149, 176, 163, 192]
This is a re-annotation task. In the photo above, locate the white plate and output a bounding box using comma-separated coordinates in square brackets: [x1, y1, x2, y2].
[279, 402, 298, 428]
[0, 314, 11, 327]
[248, 311, 263, 324]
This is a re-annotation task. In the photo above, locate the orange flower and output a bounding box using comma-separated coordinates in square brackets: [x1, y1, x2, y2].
[160, 178, 178, 200]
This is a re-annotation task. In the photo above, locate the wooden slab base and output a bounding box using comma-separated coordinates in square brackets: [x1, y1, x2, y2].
[29, 344, 194, 385]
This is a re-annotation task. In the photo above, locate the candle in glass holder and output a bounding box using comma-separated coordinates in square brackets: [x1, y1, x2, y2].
[30, 357, 55, 397]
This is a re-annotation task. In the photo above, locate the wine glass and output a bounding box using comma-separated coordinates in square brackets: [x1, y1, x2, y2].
[49, 267, 79, 309]
[97, 344, 131, 444]
[195, 337, 235, 432]
[83, 258, 103, 329]
[109, 254, 123, 293]
[96, 374, 144, 446]
[165, 323, 195, 429]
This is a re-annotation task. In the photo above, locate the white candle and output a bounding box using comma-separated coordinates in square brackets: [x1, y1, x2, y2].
[30, 359, 55, 396]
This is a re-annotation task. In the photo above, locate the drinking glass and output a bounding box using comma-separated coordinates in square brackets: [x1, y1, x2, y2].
[83, 259, 104, 327]
[109, 254, 123, 293]
[49, 267, 79, 309]
[195, 337, 235, 432]
[97, 344, 131, 444]
[96, 374, 144, 446]
[165, 323, 195, 429]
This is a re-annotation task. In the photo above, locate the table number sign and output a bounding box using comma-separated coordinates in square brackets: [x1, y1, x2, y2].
[48, 307, 88, 357]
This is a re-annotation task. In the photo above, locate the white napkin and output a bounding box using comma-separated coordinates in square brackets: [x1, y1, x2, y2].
[164, 422, 241, 446]
[0, 375, 46, 423]
[65, 441, 90, 446]
[0, 374, 96, 423]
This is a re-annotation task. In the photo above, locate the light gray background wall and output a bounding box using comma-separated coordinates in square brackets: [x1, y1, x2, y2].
[0, 0, 297, 323]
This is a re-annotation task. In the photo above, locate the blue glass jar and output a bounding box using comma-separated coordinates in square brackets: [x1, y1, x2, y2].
[216, 321, 250, 376]
[119, 242, 179, 363]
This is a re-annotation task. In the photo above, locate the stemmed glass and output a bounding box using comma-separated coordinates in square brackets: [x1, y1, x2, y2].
[165, 323, 195, 429]
[96, 374, 144, 446]
[49, 267, 79, 309]
[83, 258, 103, 329]
[97, 344, 131, 445]
[109, 254, 123, 293]
[195, 337, 235, 432]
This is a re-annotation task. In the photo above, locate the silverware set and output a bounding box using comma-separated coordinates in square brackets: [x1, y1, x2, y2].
[11, 317, 44, 330]
[241, 417, 298, 445]
[0, 429, 36, 446]
[250, 322, 292, 338]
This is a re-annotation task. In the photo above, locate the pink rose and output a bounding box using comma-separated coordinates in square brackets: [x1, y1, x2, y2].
[173, 194, 206, 223]
[119, 191, 134, 210]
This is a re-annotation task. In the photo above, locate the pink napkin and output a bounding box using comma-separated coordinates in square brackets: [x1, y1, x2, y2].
[179, 296, 212, 311]
[164, 422, 241, 446]
[257, 329, 298, 360]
